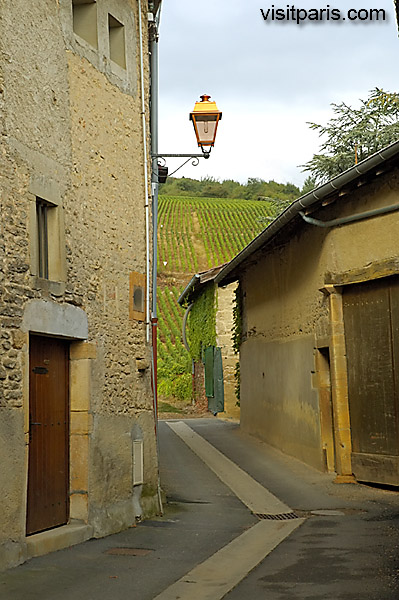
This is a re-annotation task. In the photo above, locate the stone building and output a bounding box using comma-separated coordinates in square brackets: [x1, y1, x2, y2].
[216, 141, 399, 485]
[179, 265, 240, 420]
[0, 0, 160, 570]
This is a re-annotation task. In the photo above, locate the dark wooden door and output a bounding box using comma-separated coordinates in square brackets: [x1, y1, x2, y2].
[343, 277, 399, 485]
[27, 335, 69, 535]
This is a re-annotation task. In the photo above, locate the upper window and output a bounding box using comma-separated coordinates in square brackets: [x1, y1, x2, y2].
[73, 0, 98, 49]
[36, 199, 53, 280]
[108, 14, 126, 70]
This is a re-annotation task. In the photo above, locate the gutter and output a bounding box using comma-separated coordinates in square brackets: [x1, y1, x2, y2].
[215, 139, 399, 286]
[178, 274, 200, 306]
[299, 202, 399, 228]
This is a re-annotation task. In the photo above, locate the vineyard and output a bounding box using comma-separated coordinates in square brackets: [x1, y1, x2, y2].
[157, 196, 277, 274]
[157, 195, 279, 404]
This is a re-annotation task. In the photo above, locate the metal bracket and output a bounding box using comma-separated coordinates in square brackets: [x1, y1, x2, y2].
[152, 151, 211, 177]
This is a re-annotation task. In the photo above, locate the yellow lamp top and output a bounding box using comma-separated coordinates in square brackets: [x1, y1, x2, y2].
[190, 94, 222, 119]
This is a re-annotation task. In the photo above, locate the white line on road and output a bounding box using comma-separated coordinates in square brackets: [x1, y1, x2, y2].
[166, 420, 291, 515]
[152, 518, 304, 600]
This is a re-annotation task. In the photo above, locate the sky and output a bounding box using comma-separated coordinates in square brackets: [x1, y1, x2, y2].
[157, 0, 398, 188]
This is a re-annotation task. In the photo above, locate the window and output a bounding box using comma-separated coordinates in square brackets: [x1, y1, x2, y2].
[129, 272, 146, 321]
[73, 0, 98, 49]
[108, 14, 126, 69]
[30, 194, 65, 287]
[36, 199, 53, 279]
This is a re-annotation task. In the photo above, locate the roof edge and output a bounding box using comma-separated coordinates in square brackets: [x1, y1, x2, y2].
[215, 139, 399, 286]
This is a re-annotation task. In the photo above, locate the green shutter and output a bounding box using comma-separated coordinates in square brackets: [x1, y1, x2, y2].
[208, 347, 224, 415]
[204, 346, 214, 398]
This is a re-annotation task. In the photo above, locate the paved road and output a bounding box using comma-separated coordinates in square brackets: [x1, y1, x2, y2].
[1, 418, 399, 599]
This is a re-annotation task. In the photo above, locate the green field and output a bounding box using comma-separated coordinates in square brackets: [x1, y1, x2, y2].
[157, 196, 276, 274]
[157, 195, 277, 402]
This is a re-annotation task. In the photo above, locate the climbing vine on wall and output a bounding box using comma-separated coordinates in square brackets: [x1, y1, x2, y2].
[187, 283, 217, 362]
[232, 284, 242, 354]
[231, 284, 242, 403]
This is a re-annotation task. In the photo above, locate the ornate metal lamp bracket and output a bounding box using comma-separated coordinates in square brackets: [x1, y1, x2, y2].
[153, 151, 210, 177]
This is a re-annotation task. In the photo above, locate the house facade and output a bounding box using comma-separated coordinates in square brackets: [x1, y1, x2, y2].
[0, 0, 160, 571]
[179, 266, 240, 420]
[216, 142, 399, 484]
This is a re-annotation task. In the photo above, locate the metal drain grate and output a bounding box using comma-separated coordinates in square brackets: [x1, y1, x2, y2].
[254, 512, 300, 521]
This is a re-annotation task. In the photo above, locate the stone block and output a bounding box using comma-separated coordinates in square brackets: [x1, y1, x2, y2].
[70, 411, 93, 435]
[70, 341, 97, 361]
[69, 494, 89, 523]
[26, 523, 92, 559]
[70, 359, 91, 411]
[70, 434, 89, 491]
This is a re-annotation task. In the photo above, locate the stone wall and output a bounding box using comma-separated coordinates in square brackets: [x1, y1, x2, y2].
[0, 0, 159, 570]
[216, 284, 240, 420]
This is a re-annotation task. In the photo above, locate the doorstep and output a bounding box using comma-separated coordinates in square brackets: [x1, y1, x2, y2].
[26, 523, 93, 560]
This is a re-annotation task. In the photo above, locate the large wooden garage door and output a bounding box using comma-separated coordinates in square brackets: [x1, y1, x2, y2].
[27, 335, 69, 535]
[343, 277, 399, 485]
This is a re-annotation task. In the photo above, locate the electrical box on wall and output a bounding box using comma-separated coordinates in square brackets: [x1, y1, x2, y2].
[129, 272, 146, 321]
[133, 439, 144, 485]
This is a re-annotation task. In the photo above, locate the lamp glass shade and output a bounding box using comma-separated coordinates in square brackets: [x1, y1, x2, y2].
[190, 95, 222, 148]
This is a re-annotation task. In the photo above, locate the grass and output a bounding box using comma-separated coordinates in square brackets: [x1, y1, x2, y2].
[158, 401, 184, 413]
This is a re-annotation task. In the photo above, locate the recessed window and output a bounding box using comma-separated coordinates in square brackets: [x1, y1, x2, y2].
[73, 0, 98, 49]
[130, 272, 146, 321]
[108, 14, 126, 70]
[36, 199, 53, 279]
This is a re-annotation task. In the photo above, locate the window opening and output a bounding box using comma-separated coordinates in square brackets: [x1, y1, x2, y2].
[108, 14, 126, 69]
[73, 0, 98, 49]
[36, 199, 51, 279]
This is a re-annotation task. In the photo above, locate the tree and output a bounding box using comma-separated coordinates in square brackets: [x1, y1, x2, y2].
[301, 88, 399, 184]
[300, 175, 317, 195]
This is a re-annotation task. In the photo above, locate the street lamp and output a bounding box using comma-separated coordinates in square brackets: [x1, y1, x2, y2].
[190, 94, 222, 156]
[149, 90, 222, 425]
[153, 94, 222, 176]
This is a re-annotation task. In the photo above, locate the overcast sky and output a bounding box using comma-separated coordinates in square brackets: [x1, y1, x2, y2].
[157, 0, 398, 187]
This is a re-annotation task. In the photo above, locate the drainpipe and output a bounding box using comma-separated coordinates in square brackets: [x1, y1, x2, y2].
[150, 9, 160, 415]
[299, 202, 399, 228]
[138, 0, 163, 515]
[138, 0, 151, 344]
[182, 303, 194, 353]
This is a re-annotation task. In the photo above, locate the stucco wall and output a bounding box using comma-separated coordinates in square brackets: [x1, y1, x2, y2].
[216, 284, 240, 420]
[0, 0, 158, 570]
[240, 169, 399, 470]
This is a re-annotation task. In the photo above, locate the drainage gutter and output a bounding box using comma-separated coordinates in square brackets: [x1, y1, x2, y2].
[299, 202, 399, 228]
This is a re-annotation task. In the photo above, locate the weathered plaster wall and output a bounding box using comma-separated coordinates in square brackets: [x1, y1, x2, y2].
[0, 0, 72, 569]
[0, 0, 158, 570]
[216, 284, 240, 421]
[66, 51, 157, 533]
[241, 170, 399, 470]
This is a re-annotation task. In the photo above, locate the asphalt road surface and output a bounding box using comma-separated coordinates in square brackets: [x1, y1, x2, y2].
[1, 417, 399, 599]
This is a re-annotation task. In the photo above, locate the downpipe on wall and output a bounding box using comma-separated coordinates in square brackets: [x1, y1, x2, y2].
[138, 0, 163, 515]
[138, 0, 151, 344]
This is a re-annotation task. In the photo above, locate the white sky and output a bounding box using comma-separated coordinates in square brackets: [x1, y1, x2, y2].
[158, 0, 398, 188]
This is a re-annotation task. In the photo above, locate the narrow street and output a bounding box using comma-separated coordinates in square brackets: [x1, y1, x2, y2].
[2, 418, 399, 599]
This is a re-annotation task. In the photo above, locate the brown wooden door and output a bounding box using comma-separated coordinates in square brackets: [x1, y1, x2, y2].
[343, 277, 399, 485]
[27, 335, 69, 535]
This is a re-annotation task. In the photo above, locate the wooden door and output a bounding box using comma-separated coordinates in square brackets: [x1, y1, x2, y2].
[343, 277, 399, 485]
[27, 335, 69, 535]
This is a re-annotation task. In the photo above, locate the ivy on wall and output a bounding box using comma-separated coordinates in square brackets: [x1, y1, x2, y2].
[187, 283, 217, 362]
[231, 284, 242, 403]
[231, 284, 242, 354]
